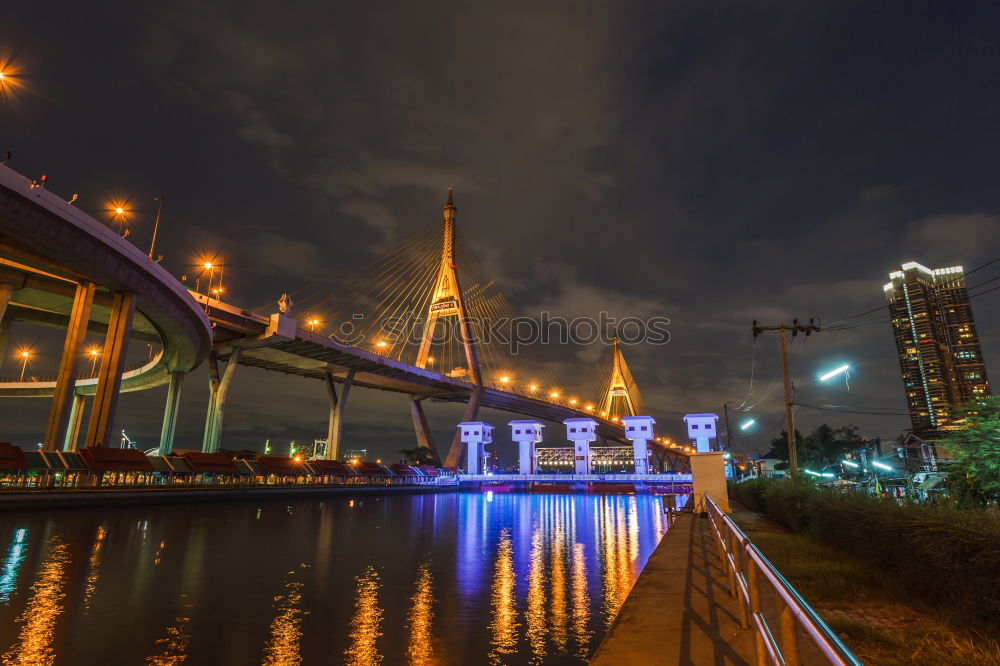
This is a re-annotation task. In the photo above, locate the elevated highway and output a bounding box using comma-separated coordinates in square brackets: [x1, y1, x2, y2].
[0, 164, 212, 450]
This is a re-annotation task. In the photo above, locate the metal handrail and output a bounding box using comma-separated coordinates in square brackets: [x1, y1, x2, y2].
[704, 493, 863, 666]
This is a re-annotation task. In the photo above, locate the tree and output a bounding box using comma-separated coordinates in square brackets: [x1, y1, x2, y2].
[940, 397, 1000, 507]
[769, 424, 865, 472]
[768, 430, 803, 470]
[397, 446, 438, 466]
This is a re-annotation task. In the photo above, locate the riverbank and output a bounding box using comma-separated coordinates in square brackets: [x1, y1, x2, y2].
[732, 506, 1000, 666]
[0, 484, 457, 511]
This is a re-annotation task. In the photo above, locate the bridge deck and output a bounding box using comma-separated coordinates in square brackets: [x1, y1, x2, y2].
[591, 512, 754, 665]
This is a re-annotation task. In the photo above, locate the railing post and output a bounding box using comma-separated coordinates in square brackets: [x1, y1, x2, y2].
[779, 598, 801, 666]
[747, 556, 768, 666]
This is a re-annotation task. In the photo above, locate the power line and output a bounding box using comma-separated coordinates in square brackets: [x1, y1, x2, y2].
[793, 402, 911, 417]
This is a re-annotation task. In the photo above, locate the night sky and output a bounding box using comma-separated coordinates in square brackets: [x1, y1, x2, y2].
[2, 1, 998, 462]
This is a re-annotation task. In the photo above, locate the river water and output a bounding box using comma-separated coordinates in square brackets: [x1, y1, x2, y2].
[0, 491, 671, 665]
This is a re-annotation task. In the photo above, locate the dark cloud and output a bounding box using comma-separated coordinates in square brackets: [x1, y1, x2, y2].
[2, 0, 999, 460]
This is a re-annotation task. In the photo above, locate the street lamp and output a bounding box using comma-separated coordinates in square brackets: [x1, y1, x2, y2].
[87, 347, 101, 375]
[740, 418, 756, 431]
[148, 196, 166, 260]
[818, 363, 851, 383]
[16, 348, 31, 381]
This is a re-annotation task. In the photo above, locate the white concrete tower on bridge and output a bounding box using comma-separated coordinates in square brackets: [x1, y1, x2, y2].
[458, 421, 492, 474]
[621, 415, 655, 473]
[509, 420, 543, 474]
[564, 417, 597, 474]
[683, 413, 719, 452]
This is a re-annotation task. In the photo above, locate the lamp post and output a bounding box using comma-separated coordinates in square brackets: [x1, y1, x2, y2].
[18, 349, 30, 381]
[148, 196, 165, 260]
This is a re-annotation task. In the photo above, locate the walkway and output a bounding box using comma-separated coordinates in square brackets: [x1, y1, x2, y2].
[591, 512, 754, 665]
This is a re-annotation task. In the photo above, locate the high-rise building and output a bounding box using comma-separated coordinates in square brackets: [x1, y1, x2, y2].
[884, 262, 991, 434]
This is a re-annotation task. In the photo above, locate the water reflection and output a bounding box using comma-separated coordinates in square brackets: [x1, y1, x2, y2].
[83, 525, 105, 609]
[1, 538, 69, 666]
[262, 569, 306, 666]
[344, 566, 383, 666]
[525, 528, 547, 663]
[488, 529, 518, 664]
[0, 492, 672, 665]
[0, 529, 27, 603]
[570, 543, 591, 659]
[146, 611, 191, 666]
[406, 562, 434, 666]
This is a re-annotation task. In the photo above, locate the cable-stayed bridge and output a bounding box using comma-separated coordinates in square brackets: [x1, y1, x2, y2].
[197, 190, 673, 467]
[0, 164, 686, 469]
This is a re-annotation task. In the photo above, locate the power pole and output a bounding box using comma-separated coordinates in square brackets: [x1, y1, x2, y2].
[751, 319, 820, 479]
[723, 400, 736, 481]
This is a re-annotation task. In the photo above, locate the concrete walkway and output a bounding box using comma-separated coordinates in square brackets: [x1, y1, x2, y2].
[591, 512, 755, 665]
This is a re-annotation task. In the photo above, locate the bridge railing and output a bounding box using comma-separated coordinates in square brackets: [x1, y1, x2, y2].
[0, 358, 154, 384]
[704, 493, 862, 666]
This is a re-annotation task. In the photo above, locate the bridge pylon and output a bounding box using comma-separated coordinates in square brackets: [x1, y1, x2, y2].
[415, 190, 485, 468]
[596, 336, 645, 420]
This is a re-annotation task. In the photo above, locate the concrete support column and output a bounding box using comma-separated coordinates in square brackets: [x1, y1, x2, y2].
[466, 440, 484, 474]
[323, 369, 355, 460]
[408, 396, 438, 462]
[445, 385, 483, 468]
[0, 317, 10, 374]
[43, 281, 95, 451]
[201, 349, 240, 453]
[63, 393, 86, 451]
[159, 372, 185, 455]
[84, 291, 136, 448]
[518, 440, 536, 474]
[0, 282, 13, 370]
[632, 439, 650, 474]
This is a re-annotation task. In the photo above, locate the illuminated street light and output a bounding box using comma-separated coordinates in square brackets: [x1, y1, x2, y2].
[106, 198, 132, 235]
[872, 461, 894, 471]
[529, 384, 538, 393]
[819, 364, 851, 382]
[842, 459, 859, 468]
[499, 376, 510, 384]
[16, 348, 31, 381]
[585, 404, 594, 411]
[87, 347, 101, 374]
[740, 419, 756, 431]
[569, 398, 577, 405]
[549, 391, 559, 399]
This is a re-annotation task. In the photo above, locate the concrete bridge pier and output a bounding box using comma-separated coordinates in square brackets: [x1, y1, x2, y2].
[323, 368, 355, 460]
[158, 372, 185, 454]
[43, 281, 95, 451]
[445, 385, 483, 468]
[0, 282, 13, 365]
[64, 392, 86, 451]
[84, 291, 136, 448]
[202, 349, 241, 453]
[408, 395, 439, 462]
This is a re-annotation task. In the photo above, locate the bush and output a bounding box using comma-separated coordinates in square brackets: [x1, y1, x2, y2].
[731, 479, 1000, 628]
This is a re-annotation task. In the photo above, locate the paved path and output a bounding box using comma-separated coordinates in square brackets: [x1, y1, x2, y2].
[591, 512, 755, 665]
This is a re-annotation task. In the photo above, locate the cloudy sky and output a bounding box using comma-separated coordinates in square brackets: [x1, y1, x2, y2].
[2, 1, 998, 462]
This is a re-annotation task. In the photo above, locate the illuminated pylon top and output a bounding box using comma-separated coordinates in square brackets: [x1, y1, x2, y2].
[596, 337, 645, 419]
[415, 189, 482, 384]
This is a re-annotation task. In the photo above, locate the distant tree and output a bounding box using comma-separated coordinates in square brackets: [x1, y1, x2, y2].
[940, 397, 1000, 507]
[397, 446, 438, 466]
[770, 424, 865, 472]
[768, 430, 804, 470]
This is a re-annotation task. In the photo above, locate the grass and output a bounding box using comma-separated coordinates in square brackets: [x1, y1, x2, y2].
[735, 509, 1000, 666]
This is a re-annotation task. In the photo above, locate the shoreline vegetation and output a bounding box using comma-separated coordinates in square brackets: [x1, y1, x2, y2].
[731, 479, 1000, 665]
